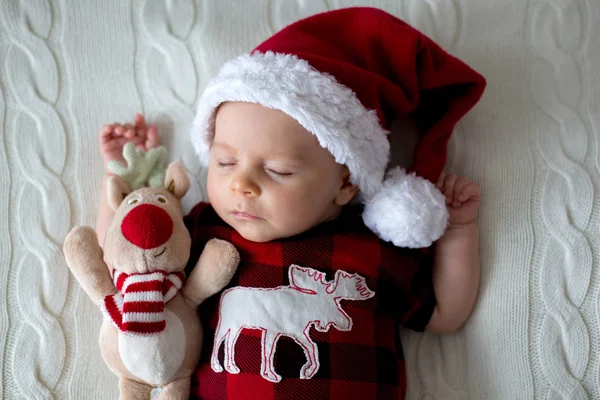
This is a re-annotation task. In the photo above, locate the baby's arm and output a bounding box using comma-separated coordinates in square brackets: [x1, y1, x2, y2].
[425, 173, 481, 334]
[96, 114, 159, 245]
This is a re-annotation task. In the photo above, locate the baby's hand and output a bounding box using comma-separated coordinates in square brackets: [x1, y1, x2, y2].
[436, 173, 481, 227]
[99, 114, 159, 172]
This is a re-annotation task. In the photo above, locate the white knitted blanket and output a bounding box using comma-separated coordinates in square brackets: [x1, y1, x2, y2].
[1, 1, 599, 399]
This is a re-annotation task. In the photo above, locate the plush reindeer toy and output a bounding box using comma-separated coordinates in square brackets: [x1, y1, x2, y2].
[63, 152, 239, 399]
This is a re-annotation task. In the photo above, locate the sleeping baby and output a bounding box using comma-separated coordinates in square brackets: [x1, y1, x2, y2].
[96, 7, 485, 400]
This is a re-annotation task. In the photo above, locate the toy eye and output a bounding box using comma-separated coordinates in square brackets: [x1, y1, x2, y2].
[155, 194, 167, 204]
[127, 197, 139, 205]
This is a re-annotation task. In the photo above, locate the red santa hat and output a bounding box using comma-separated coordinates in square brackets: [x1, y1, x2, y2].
[190, 7, 486, 248]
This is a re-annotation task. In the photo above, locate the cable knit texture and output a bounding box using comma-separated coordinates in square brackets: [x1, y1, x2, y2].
[1, 1, 600, 399]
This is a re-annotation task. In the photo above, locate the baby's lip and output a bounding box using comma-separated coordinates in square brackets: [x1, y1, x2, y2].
[231, 210, 261, 220]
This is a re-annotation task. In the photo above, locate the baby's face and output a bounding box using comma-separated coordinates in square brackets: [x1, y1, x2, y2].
[207, 102, 351, 242]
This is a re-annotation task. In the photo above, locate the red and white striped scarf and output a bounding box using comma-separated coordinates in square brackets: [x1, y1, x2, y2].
[99, 270, 186, 336]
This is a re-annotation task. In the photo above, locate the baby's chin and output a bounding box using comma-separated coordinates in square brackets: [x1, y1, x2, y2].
[214, 206, 310, 243]
[231, 222, 280, 243]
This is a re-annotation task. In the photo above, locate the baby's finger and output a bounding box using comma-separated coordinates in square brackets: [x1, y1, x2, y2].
[123, 123, 135, 139]
[443, 173, 458, 203]
[452, 177, 471, 203]
[135, 115, 148, 138]
[100, 124, 114, 134]
[458, 182, 481, 202]
[145, 124, 159, 149]
[436, 172, 446, 190]
[134, 114, 146, 130]
[113, 124, 126, 136]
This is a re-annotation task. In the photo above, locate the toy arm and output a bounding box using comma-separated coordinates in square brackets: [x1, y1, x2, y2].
[182, 239, 240, 308]
[63, 226, 117, 303]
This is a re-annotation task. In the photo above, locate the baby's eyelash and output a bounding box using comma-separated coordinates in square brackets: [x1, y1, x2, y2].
[215, 162, 292, 178]
[266, 169, 293, 178]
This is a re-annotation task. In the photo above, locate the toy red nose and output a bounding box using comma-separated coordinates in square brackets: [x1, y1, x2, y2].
[121, 204, 173, 249]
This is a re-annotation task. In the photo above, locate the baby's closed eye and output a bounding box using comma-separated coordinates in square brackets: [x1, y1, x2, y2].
[265, 168, 293, 177]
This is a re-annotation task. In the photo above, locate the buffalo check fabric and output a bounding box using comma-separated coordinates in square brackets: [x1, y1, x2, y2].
[184, 203, 436, 399]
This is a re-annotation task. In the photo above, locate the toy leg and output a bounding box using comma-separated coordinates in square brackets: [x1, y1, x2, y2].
[156, 377, 190, 400]
[119, 377, 153, 400]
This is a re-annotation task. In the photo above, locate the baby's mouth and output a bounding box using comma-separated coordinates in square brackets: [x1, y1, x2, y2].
[231, 210, 262, 220]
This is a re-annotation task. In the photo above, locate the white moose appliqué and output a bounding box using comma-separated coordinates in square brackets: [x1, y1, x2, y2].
[211, 265, 375, 382]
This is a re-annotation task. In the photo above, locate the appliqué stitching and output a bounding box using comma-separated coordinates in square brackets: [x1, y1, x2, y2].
[211, 265, 375, 382]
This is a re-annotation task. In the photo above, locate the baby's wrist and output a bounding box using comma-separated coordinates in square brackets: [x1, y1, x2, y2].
[103, 162, 113, 174]
[103, 156, 121, 172]
[447, 220, 477, 230]
[103, 159, 116, 175]
[436, 221, 478, 247]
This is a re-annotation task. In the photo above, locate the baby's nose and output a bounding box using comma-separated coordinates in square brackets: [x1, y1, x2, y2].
[230, 172, 261, 197]
[121, 204, 173, 249]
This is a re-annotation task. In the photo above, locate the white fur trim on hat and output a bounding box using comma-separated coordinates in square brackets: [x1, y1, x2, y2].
[362, 167, 449, 248]
[190, 51, 389, 198]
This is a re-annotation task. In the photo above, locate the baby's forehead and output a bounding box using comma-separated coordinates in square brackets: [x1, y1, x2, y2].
[211, 101, 336, 162]
[211, 138, 312, 162]
[211, 128, 324, 158]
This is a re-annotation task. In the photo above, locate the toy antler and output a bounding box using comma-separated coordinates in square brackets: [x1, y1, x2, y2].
[108, 142, 168, 190]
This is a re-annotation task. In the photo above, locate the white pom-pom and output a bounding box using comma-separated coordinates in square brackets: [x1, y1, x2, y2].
[362, 167, 449, 248]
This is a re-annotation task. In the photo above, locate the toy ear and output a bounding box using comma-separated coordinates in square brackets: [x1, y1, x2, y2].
[164, 162, 190, 199]
[107, 175, 132, 211]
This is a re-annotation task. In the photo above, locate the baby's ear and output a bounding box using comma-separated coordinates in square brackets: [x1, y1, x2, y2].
[335, 167, 359, 206]
[106, 176, 132, 211]
[164, 162, 190, 199]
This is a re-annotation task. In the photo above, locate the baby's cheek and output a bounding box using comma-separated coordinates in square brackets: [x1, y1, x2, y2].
[276, 191, 323, 224]
[206, 174, 225, 204]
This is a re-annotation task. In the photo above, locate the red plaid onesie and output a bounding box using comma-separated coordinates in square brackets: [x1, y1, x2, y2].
[184, 202, 436, 400]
